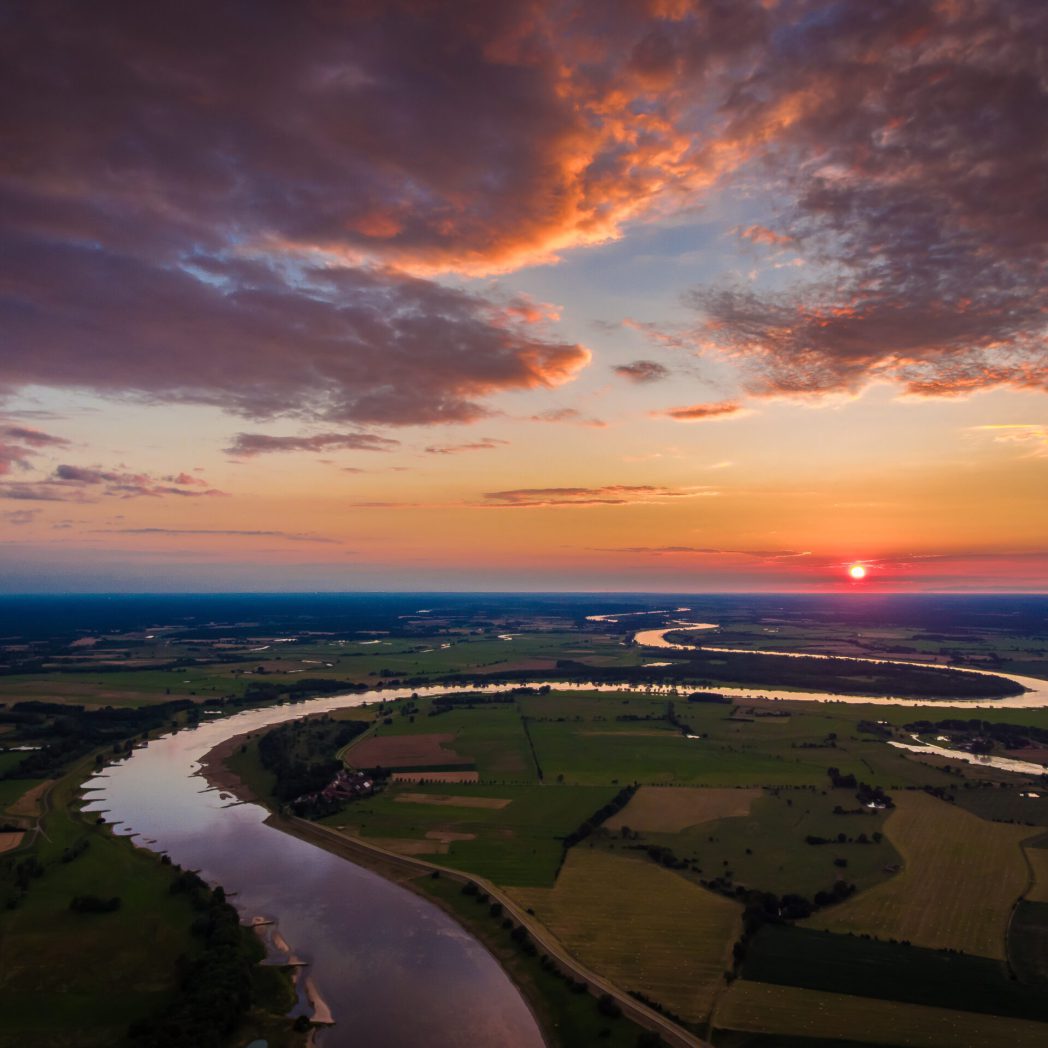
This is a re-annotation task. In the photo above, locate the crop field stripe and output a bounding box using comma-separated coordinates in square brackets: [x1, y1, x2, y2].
[715, 981, 1048, 1048]
[508, 849, 741, 1024]
[605, 785, 761, 833]
[804, 791, 1034, 958]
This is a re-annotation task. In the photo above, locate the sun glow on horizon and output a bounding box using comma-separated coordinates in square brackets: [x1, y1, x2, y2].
[848, 564, 867, 580]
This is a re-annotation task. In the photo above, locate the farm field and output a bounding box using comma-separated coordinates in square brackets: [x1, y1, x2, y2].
[714, 981, 1048, 1048]
[510, 848, 741, 1024]
[641, 788, 899, 897]
[321, 781, 618, 886]
[346, 704, 539, 782]
[741, 924, 1048, 1021]
[805, 791, 1034, 957]
[1009, 901, 1048, 989]
[0, 767, 199, 1046]
[605, 785, 761, 833]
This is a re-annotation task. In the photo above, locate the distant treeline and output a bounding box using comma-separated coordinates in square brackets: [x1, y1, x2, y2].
[435, 650, 1024, 700]
[0, 699, 196, 780]
[562, 784, 637, 852]
[905, 718, 1048, 748]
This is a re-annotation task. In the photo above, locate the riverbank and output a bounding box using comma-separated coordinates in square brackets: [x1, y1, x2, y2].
[205, 735, 707, 1048]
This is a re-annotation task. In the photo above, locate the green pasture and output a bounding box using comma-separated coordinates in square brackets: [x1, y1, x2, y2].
[635, 788, 899, 897]
[322, 782, 617, 886]
[742, 924, 1047, 1022]
[0, 767, 198, 1046]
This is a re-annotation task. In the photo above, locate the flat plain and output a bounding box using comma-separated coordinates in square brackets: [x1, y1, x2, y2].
[805, 790, 1035, 957]
[510, 848, 741, 1024]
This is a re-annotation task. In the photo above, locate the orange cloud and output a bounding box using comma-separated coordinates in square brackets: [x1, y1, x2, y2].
[659, 401, 745, 421]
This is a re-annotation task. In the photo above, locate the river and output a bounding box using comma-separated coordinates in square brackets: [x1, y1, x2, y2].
[79, 635, 1048, 1044]
[80, 694, 546, 1048]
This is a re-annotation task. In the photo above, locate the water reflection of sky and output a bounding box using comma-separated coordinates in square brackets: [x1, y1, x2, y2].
[85, 699, 544, 1048]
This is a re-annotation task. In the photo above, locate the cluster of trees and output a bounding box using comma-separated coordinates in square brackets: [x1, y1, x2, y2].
[827, 767, 894, 809]
[69, 894, 121, 913]
[561, 784, 638, 851]
[128, 870, 265, 1047]
[906, 718, 1048, 752]
[0, 699, 195, 781]
[240, 676, 366, 706]
[256, 715, 368, 803]
[805, 832, 882, 846]
[443, 650, 1024, 700]
[686, 691, 731, 704]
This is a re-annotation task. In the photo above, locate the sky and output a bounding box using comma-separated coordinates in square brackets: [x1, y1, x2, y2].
[1, 0, 1046, 593]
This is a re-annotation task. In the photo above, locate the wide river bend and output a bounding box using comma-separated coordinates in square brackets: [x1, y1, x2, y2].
[80, 634, 1048, 1044]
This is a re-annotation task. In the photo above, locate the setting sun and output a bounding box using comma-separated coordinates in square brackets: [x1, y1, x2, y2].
[849, 564, 867, 580]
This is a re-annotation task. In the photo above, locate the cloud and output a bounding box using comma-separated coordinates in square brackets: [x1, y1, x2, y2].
[969, 424, 1048, 458]
[595, 545, 811, 560]
[0, 423, 71, 476]
[227, 431, 400, 457]
[425, 438, 509, 455]
[99, 527, 338, 544]
[1, 464, 225, 501]
[684, 1, 1048, 399]
[527, 408, 607, 427]
[659, 401, 745, 422]
[481, 484, 716, 508]
[2, 509, 38, 526]
[613, 360, 670, 384]
[4, 0, 1043, 421]
[735, 225, 794, 248]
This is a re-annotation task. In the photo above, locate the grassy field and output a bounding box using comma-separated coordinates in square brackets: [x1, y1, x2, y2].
[0, 766, 200, 1046]
[1008, 901, 1048, 989]
[741, 924, 1047, 1021]
[605, 786, 761, 833]
[322, 781, 618, 886]
[0, 778, 41, 815]
[510, 848, 741, 1024]
[948, 784, 1048, 827]
[805, 791, 1034, 958]
[224, 734, 278, 801]
[714, 981, 1048, 1048]
[637, 788, 899, 897]
[528, 719, 838, 787]
[347, 705, 539, 782]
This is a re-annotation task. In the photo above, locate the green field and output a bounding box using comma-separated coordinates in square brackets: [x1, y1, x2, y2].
[0, 768, 201, 1046]
[741, 924, 1048, 1021]
[805, 791, 1035, 958]
[1008, 901, 1048, 989]
[322, 781, 618, 886]
[0, 778, 40, 815]
[510, 848, 741, 1024]
[637, 788, 899, 897]
[346, 704, 539, 782]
